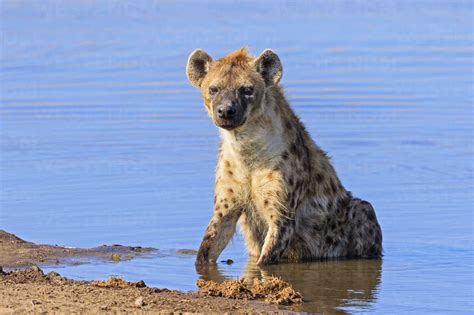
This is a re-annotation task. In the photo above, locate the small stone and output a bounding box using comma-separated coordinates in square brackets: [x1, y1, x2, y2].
[29, 265, 44, 276]
[134, 296, 145, 307]
[110, 254, 121, 261]
[46, 271, 64, 283]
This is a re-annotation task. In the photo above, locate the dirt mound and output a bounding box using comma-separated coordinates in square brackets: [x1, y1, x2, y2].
[93, 277, 146, 288]
[251, 277, 303, 305]
[197, 277, 302, 305]
[0, 265, 68, 285]
[197, 278, 254, 300]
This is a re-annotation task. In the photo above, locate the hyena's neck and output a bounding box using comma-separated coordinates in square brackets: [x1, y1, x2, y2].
[220, 86, 291, 168]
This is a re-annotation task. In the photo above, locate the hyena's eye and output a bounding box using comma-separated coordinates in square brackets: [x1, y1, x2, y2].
[241, 86, 254, 96]
[209, 86, 219, 96]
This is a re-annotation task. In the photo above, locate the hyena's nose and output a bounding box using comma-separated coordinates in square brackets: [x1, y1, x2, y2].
[217, 105, 236, 119]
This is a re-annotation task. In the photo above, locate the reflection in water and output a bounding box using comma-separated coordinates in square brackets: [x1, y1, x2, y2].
[197, 258, 382, 314]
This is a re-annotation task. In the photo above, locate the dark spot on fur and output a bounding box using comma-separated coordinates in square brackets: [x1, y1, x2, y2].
[288, 177, 294, 186]
[282, 151, 289, 160]
[367, 211, 376, 221]
[285, 120, 292, 130]
[227, 170, 233, 176]
[327, 200, 334, 210]
[339, 196, 351, 209]
[224, 203, 229, 209]
[326, 236, 334, 245]
[217, 212, 223, 218]
[302, 160, 309, 170]
[290, 143, 298, 155]
[316, 173, 324, 183]
[228, 188, 234, 194]
[264, 199, 269, 206]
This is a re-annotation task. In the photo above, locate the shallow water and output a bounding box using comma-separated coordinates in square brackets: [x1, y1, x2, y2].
[1, 1, 473, 313]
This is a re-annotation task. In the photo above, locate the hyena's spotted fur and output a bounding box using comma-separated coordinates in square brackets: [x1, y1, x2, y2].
[186, 48, 382, 265]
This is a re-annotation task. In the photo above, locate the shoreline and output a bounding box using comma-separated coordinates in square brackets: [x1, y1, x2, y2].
[0, 230, 296, 313]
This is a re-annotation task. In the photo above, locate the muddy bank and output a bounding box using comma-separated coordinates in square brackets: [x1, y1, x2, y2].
[0, 230, 155, 269]
[0, 266, 282, 313]
[0, 231, 300, 313]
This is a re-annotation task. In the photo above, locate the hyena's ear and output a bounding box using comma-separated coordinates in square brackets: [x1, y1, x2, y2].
[186, 49, 213, 88]
[254, 49, 282, 87]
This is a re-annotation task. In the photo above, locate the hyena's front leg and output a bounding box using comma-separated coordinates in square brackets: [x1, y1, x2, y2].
[252, 169, 295, 266]
[196, 160, 242, 265]
[257, 218, 294, 265]
[195, 206, 241, 265]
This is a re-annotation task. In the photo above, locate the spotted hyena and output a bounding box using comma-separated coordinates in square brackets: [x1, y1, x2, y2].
[186, 48, 382, 265]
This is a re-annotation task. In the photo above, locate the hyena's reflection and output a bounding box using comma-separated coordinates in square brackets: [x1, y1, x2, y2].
[196, 258, 382, 314]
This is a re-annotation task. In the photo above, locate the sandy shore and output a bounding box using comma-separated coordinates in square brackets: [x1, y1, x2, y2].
[0, 230, 296, 313]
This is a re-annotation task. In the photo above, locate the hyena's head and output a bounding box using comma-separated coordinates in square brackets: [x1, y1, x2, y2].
[186, 48, 282, 130]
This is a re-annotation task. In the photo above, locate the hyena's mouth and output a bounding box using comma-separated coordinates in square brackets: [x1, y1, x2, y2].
[217, 123, 240, 130]
[216, 117, 246, 130]
[215, 117, 247, 130]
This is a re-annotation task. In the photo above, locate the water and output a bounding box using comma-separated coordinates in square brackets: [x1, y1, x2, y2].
[1, 1, 473, 313]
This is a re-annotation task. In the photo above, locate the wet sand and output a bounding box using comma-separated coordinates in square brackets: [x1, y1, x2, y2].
[0, 230, 156, 269]
[0, 231, 292, 313]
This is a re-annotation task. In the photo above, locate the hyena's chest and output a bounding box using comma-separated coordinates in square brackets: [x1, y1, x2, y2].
[220, 142, 286, 215]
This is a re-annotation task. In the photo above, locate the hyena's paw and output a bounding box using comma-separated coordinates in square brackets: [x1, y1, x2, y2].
[256, 253, 279, 266]
[195, 239, 216, 265]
